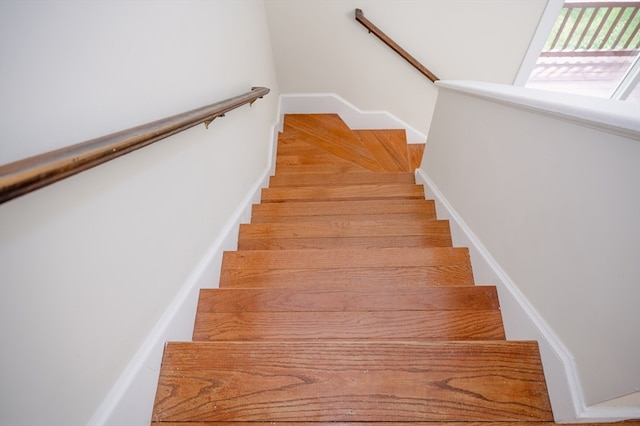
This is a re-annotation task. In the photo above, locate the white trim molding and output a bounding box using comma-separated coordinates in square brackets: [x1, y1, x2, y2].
[416, 167, 640, 423]
[279, 93, 427, 143]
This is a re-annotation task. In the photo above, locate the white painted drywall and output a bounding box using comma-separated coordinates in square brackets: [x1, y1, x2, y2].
[421, 82, 640, 410]
[264, 0, 546, 138]
[0, 1, 279, 424]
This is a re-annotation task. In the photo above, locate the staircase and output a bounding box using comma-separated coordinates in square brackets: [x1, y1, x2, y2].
[151, 114, 554, 424]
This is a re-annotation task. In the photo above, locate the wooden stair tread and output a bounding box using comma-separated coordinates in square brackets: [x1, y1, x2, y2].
[238, 235, 454, 250]
[261, 183, 424, 202]
[251, 212, 437, 224]
[277, 152, 362, 166]
[275, 163, 370, 174]
[153, 423, 567, 426]
[283, 114, 385, 172]
[220, 247, 474, 288]
[354, 129, 410, 172]
[269, 171, 415, 187]
[239, 219, 452, 239]
[196, 286, 501, 312]
[220, 266, 475, 288]
[251, 199, 436, 220]
[152, 340, 553, 422]
[238, 219, 452, 249]
[222, 247, 470, 269]
[192, 310, 506, 341]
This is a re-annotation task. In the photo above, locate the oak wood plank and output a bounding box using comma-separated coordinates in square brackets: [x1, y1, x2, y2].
[152, 341, 553, 422]
[408, 143, 426, 170]
[222, 247, 469, 270]
[261, 183, 424, 202]
[354, 129, 410, 172]
[152, 423, 577, 426]
[153, 423, 639, 426]
[237, 235, 453, 250]
[192, 311, 506, 341]
[251, 199, 436, 220]
[196, 286, 500, 312]
[276, 153, 358, 166]
[269, 171, 414, 187]
[239, 219, 451, 240]
[275, 163, 369, 174]
[283, 114, 385, 172]
[251, 212, 438, 224]
[252, 212, 440, 225]
[219, 265, 475, 288]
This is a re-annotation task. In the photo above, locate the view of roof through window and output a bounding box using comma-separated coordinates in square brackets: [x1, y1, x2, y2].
[525, 0, 640, 102]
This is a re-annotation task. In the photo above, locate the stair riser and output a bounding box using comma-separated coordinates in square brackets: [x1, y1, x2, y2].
[261, 184, 425, 203]
[238, 235, 453, 250]
[219, 266, 475, 288]
[239, 220, 451, 239]
[251, 199, 436, 219]
[196, 287, 501, 313]
[250, 213, 437, 223]
[269, 172, 415, 187]
[222, 247, 470, 269]
[192, 311, 506, 341]
[238, 220, 452, 249]
[275, 163, 370, 174]
[407, 143, 425, 170]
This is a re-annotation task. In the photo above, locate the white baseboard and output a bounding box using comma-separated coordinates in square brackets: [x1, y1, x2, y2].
[279, 93, 427, 143]
[415, 167, 640, 424]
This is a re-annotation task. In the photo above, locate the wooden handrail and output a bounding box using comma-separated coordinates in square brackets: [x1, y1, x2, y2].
[355, 8, 439, 83]
[0, 86, 270, 204]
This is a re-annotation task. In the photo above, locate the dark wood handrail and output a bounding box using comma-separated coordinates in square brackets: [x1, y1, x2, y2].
[355, 8, 439, 83]
[0, 86, 270, 204]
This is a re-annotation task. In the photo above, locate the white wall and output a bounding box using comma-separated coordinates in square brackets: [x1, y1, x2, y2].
[421, 81, 640, 418]
[0, 1, 279, 425]
[264, 0, 546, 138]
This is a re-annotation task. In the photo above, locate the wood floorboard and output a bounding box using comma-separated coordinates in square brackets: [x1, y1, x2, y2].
[237, 235, 453, 250]
[354, 129, 410, 172]
[219, 266, 475, 288]
[152, 341, 553, 422]
[251, 199, 437, 220]
[192, 310, 506, 341]
[269, 171, 414, 187]
[261, 184, 425, 202]
[238, 219, 451, 239]
[195, 286, 501, 312]
[250, 212, 438, 224]
[275, 163, 369, 174]
[222, 247, 470, 270]
[408, 143, 426, 170]
[284, 114, 385, 172]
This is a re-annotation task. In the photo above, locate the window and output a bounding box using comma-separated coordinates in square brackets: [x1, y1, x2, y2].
[523, 0, 640, 102]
